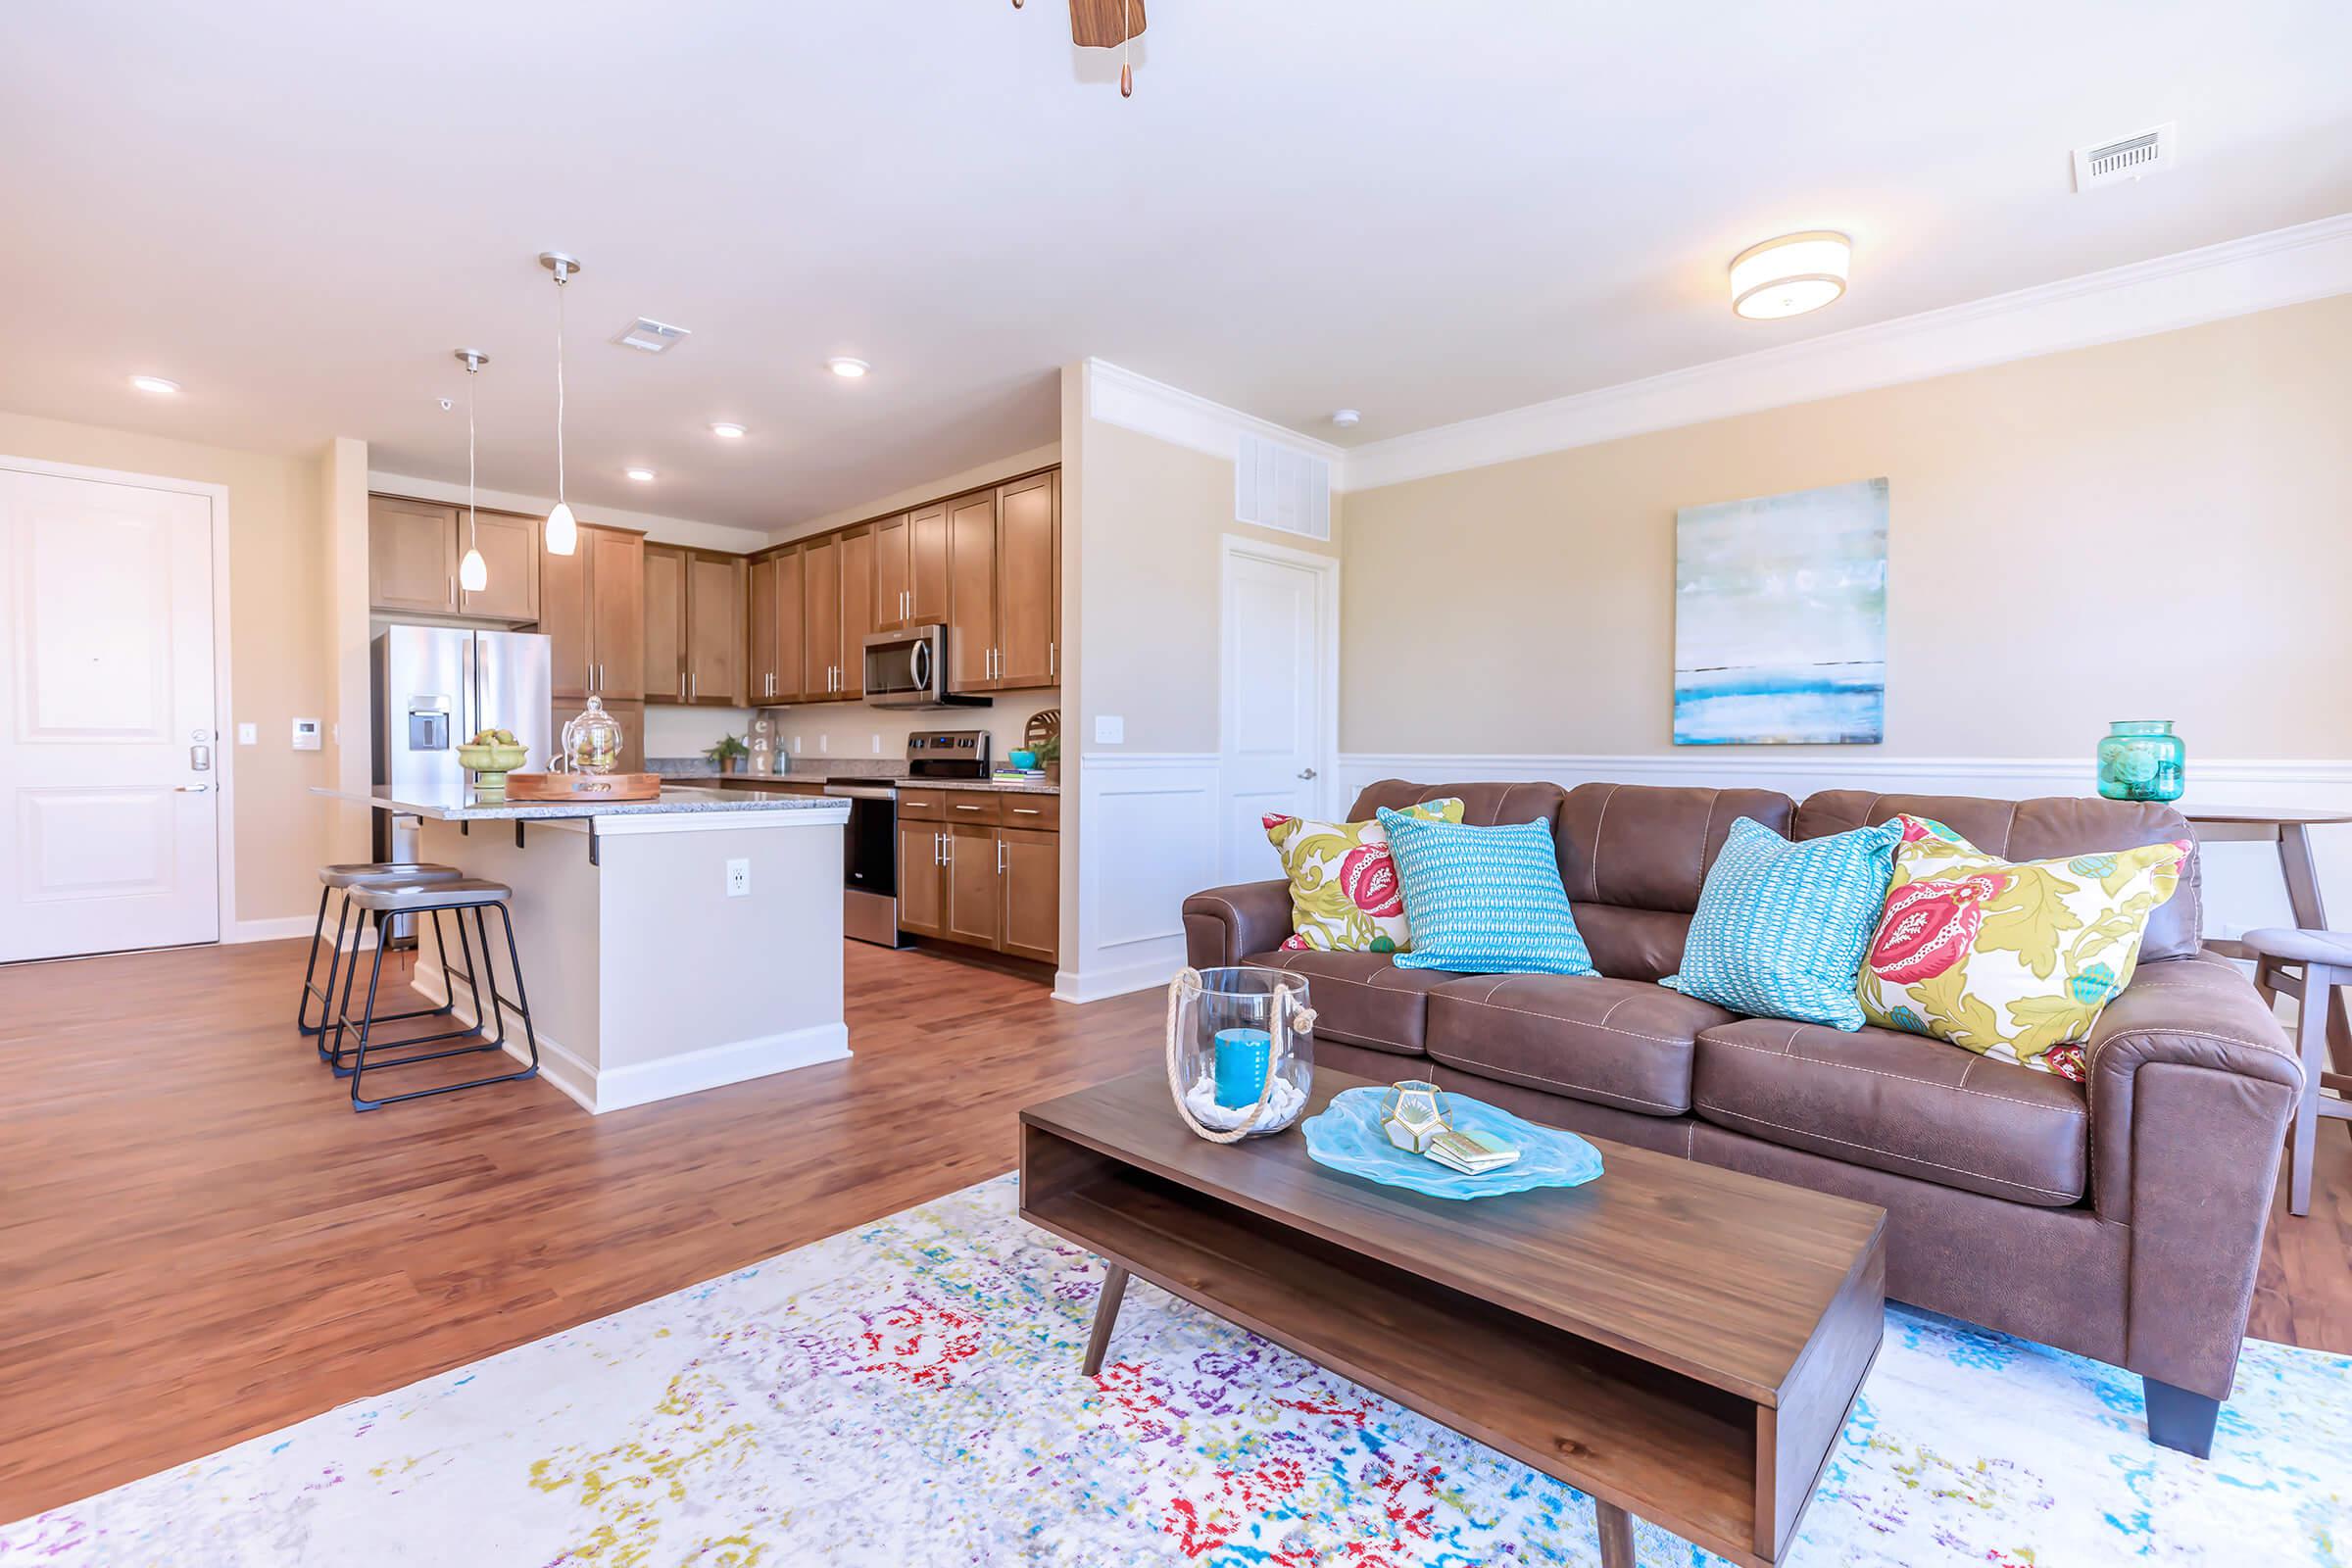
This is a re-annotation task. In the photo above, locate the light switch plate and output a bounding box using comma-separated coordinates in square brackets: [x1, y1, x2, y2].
[1094, 714, 1124, 745]
[871, 735, 882, 754]
[236, 723, 258, 746]
[291, 717, 322, 752]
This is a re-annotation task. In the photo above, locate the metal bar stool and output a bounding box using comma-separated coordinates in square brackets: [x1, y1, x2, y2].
[2242, 927, 2352, 1216]
[299, 863, 466, 1047]
[337, 877, 541, 1112]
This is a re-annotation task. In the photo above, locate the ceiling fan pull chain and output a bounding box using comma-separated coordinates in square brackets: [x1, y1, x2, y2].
[1120, 0, 1133, 96]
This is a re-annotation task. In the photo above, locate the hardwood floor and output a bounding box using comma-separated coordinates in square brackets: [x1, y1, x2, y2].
[2, 938, 2346, 1522]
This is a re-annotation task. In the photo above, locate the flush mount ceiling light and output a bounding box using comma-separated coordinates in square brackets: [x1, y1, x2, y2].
[1729, 231, 1851, 320]
[625, 466, 657, 482]
[1330, 409, 1361, 428]
[710, 421, 747, 439]
[539, 251, 581, 556]
[129, 374, 181, 395]
[825, 357, 870, 379]
[455, 349, 490, 593]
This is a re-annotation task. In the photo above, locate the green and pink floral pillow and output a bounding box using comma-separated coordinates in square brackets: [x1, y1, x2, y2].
[1264, 800, 1465, 954]
[1856, 814, 2191, 1081]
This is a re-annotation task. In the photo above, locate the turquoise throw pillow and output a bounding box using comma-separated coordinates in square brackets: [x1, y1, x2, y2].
[1663, 815, 1903, 1031]
[1377, 809, 1598, 976]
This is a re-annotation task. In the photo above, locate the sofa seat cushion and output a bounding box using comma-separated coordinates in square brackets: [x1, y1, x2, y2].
[1692, 1017, 2088, 1206]
[1423, 975, 1737, 1116]
[1243, 950, 1452, 1056]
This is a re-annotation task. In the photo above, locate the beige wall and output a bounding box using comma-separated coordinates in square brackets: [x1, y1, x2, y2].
[0, 411, 341, 926]
[1073, 418, 1341, 755]
[1340, 294, 2352, 758]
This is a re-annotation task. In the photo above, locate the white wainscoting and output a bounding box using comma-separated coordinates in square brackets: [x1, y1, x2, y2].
[1338, 753, 2352, 942]
[1056, 753, 1224, 1004]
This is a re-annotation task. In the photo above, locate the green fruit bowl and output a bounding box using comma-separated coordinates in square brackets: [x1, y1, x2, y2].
[457, 743, 530, 793]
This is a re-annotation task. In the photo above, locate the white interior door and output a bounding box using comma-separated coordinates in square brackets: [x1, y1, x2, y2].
[1219, 541, 1335, 881]
[0, 469, 220, 961]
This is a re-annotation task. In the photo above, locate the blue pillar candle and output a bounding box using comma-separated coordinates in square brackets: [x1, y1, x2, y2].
[1212, 1027, 1273, 1109]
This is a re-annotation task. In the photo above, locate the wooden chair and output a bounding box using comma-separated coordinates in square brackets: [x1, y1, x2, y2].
[2241, 927, 2352, 1215]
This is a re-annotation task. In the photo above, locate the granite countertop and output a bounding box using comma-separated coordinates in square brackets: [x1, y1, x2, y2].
[312, 784, 848, 822]
[912, 777, 1059, 796]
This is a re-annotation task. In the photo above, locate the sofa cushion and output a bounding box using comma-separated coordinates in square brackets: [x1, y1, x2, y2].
[1796, 790, 2202, 963]
[1691, 1017, 2088, 1206]
[1348, 778, 1568, 834]
[1556, 783, 1798, 915]
[1424, 974, 1737, 1116]
[1244, 950, 1451, 1056]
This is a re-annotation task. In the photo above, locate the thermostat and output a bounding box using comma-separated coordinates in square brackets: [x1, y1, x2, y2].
[292, 717, 322, 752]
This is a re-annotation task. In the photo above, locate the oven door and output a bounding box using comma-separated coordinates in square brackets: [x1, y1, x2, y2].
[826, 784, 909, 947]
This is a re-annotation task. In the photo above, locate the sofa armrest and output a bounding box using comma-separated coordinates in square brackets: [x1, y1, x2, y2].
[2085, 952, 2300, 1399]
[1183, 881, 1294, 968]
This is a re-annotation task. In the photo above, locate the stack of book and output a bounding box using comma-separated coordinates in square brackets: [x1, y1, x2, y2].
[1424, 1128, 1519, 1176]
[991, 767, 1049, 784]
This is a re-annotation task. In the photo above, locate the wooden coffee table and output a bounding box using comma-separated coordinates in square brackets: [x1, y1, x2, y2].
[1019, 1067, 1886, 1568]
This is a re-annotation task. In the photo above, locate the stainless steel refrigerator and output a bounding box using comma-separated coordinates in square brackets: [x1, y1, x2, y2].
[371, 625, 554, 872]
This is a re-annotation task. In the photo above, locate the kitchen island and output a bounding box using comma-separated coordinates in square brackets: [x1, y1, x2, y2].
[316, 784, 850, 1113]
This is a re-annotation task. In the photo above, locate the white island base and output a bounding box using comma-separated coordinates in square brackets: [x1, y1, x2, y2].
[381, 796, 850, 1113]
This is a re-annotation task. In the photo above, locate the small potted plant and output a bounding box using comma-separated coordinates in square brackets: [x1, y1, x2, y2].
[706, 733, 751, 776]
[1035, 733, 1060, 783]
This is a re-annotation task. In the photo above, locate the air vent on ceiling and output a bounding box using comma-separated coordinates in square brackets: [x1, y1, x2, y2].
[2073, 122, 2177, 192]
[1235, 432, 1332, 542]
[612, 317, 692, 354]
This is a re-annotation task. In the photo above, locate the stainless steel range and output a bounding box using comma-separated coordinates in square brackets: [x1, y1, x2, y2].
[823, 728, 993, 946]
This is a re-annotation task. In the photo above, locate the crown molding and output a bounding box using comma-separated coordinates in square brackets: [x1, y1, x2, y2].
[1342, 214, 2352, 493]
[1084, 358, 1348, 473]
[367, 469, 774, 554]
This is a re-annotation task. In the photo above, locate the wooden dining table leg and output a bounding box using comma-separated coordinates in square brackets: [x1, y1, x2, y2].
[2279, 823, 2352, 1073]
[1594, 1498, 1637, 1568]
[1082, 1262, 1129, 1377]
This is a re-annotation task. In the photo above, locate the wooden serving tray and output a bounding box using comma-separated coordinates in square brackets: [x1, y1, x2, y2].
[501, 771, 662, 803]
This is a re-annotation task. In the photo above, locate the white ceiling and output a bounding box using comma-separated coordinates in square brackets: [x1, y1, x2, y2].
[4, 2, 2346, 529]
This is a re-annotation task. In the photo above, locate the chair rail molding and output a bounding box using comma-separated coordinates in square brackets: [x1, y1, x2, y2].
[1057, 751, 1222, 1005]
[1341, 214, 2352, 492]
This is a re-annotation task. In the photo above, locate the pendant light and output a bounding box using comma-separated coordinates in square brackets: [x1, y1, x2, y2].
[538, 251, 581, 556]
[455, 349, 490, 592]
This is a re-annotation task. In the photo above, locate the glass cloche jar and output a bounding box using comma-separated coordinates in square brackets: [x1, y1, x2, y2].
[558, 696, 625, 775]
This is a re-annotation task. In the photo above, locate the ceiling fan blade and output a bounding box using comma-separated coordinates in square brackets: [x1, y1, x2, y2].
[1068, 0, 1145, 49]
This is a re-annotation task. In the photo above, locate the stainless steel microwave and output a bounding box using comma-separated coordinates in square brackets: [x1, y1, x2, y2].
[862, 621, 991, 709]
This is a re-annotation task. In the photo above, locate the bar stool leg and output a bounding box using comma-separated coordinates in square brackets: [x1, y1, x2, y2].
[493, 900, 541, 1082]
[2290, 961, 2334, 1216]
[348, 936, 391, 1111]
[297, 885, 335, 1037]
[343, 893, 538, 1111]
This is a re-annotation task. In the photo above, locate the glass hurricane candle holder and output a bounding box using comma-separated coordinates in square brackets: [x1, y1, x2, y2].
[1166, 966, 1315, 1143]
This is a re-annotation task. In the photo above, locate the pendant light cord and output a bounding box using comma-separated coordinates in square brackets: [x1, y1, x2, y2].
[554, 270, 568, 505]
[466, 361, 478, 552]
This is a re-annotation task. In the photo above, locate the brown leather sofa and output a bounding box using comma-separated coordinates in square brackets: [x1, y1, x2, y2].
[1183, 779, 2301, 1456]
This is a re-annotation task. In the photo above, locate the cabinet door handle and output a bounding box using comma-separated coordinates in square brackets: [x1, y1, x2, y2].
[936, 831, 948, 866]
[690, 669, 698, 701]
[1049, 640, 1055, 677]
[997, 838, 1006, 875]
[678, 670, 687, 701]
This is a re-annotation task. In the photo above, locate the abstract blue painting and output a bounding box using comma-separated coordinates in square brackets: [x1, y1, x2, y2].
[1674, 478, 1887, 746]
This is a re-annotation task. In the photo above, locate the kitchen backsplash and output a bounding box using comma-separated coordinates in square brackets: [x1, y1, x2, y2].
[644, 690, 1059, 773]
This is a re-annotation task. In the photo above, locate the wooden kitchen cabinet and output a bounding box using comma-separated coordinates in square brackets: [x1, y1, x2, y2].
[994, 470, 1058, 689]
[747, 546, 807, 705]
[872, 514, 909, 630]
[368, 496, 460, 615]
[542, 522, 644, 702]
[643, 544, 689, 702]
[945, 821, 1003, 949]
[909, 503, 950, 622]
[897, 820, 946, 938]
[839, 524, 874, 700]
[998, 825, 1059, 963]
[684, 551, 746, 705]
[802, 532, 843, 699]
[456, 509, 542, 623]
[944, 488, 998, 693]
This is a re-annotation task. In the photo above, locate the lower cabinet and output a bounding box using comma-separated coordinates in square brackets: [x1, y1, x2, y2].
[896, 791, 1057, 963]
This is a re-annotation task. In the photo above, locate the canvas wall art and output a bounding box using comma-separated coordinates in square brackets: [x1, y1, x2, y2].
[1673, 477, 1887, 745]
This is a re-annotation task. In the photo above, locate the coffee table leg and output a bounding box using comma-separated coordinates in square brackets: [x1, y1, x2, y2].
[1082, 1263, 1129, 1376]
[1594, 1499, 1635, 1568]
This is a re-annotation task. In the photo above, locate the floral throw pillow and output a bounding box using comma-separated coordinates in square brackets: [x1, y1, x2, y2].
[1264, 799, 1465, 953]
[1855, 814, 2191, 1081]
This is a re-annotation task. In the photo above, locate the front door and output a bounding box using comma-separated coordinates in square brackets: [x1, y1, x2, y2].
[0, 467, 220, 961]
[1219, 542, 1333, 881]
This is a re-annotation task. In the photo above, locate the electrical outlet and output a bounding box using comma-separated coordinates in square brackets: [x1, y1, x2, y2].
[725, 858, 751, 898]
[792, 735, 802, 755]
[818, 734, 828, 754]
[870, 734, 881, 754]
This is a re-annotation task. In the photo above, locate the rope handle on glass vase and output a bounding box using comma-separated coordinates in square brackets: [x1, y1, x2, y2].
[1163, 966, 1318, 1144]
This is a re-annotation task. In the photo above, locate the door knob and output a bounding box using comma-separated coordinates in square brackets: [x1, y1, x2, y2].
[190, 743, 214, 771]
[175, 783, 212, 793]
[1297, 767, 1317, 780]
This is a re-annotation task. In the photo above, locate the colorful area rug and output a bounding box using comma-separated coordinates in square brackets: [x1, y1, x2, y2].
[4, 1176, 2346, 1565]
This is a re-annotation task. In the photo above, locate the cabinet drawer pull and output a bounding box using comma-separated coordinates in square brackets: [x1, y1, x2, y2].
[1011, 806, 1041, 815]
[955, 802, 983, 810]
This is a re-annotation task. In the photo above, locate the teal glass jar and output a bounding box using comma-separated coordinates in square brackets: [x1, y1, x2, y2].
[2096, 720, 2185, 803]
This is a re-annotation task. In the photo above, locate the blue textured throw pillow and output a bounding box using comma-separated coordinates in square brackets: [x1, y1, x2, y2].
[1663, 815, 1903, 1031]
[1377, 809, 1598, 976]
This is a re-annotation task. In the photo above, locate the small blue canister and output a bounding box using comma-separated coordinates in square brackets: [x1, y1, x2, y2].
[1212, 1027, 1272, 1108]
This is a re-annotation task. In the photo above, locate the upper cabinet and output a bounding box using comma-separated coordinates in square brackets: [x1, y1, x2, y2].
[802, 532, 843, 698]
[872, 514, 909, 630]
[542, 522, 644, 702]
[368, 496, 460, 615]
[643, 543, 689, 702]
[839, 524, 874, 701]
[942, 471, 1061, 695]
[653, 545, 748, 706]
[458, 510, 541, 623]
[944, 489, 997, 693]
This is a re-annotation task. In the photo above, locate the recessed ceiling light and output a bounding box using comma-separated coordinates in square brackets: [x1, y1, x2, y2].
[129, 374, 181, 395]
[826, 357, 871, 378]
[1729, 231, 1851, 320]
[1330, 409, 1361, 427]
[625, 466, 658, 482]
[710, 422, 747, 439]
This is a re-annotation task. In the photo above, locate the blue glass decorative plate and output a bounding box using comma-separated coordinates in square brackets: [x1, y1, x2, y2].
[1300, 1087, 1604, 1200]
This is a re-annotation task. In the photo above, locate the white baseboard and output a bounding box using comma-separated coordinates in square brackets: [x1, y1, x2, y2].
[416, 959, 851, 1114]
[1054, 952, 1184, 1005]
[227, 914, 325, 944]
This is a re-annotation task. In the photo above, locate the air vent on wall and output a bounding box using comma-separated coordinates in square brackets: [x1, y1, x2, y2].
[612, 317, 692, 354]
[2073, 122, 2177, 192]
[1235, 432, 1331, 541]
